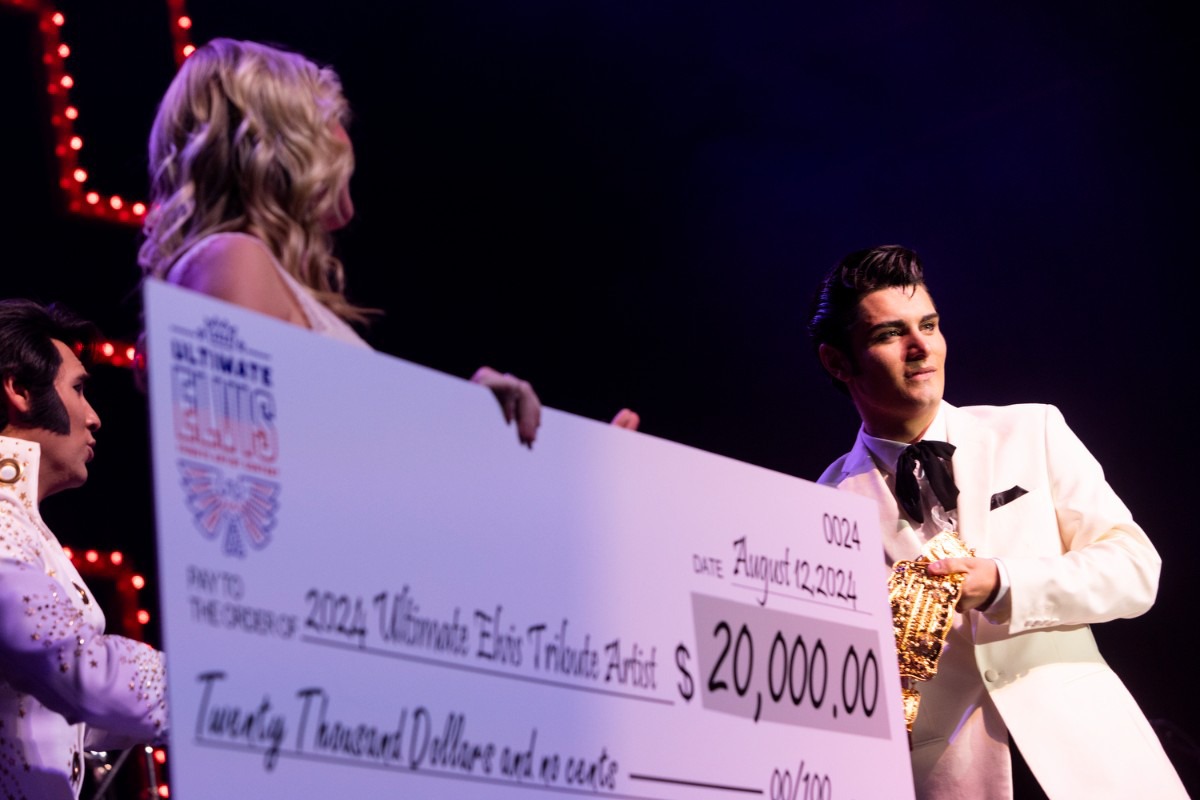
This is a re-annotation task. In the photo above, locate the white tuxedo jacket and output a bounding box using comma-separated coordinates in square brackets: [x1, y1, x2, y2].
[819, 403, 1186, 799]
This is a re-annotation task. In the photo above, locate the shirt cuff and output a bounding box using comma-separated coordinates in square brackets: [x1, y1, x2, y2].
[979, 557, 1010, 615]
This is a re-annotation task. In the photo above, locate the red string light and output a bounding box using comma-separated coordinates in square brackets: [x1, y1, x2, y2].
[92, 338, 138, 368]
[1, 0, 196, 226]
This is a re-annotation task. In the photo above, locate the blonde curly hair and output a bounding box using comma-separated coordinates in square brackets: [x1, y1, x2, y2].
[138, 38, 371, 323]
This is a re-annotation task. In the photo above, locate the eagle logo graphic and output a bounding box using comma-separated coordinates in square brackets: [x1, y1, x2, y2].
[178, 460, 281, 556]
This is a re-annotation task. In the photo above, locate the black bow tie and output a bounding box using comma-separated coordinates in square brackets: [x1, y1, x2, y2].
[895, 440, 958, 524]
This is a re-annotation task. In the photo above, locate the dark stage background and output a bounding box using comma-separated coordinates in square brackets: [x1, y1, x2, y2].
[3, 1, 1197, 793]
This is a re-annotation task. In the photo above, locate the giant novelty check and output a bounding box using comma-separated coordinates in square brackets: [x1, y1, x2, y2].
[144, 280, 914, 799]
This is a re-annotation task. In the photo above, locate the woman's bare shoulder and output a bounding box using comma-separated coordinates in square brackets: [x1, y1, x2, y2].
[170, 233, 299, 322]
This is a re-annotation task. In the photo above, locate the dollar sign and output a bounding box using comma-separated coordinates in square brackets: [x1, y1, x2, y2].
[675, 644, 694, 701]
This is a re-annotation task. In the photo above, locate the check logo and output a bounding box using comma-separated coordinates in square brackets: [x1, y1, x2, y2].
[179, 460, 281, 556]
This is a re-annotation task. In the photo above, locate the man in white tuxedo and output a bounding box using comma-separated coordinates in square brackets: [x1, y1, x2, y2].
[807, 245, 1185, 799]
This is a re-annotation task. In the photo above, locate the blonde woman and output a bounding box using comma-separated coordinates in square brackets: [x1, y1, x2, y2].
[138, 38, 541, 445]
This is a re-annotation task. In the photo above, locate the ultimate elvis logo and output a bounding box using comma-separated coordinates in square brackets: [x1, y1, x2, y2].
[169, 317, 281, 557]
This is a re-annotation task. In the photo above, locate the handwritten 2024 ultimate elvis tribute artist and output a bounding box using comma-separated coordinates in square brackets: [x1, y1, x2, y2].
[0, 299, 168, 800]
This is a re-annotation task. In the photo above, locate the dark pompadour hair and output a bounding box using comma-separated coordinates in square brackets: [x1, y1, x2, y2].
[0, 299, 98, 433]
[807, 244, 927, 354]
[806, 245, 927, 393]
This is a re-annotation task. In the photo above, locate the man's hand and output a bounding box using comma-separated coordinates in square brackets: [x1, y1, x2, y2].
[926, 557, 1000, 612]
[470, 366, 542, 448]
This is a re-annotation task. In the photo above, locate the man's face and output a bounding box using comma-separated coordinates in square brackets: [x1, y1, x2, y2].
[827, 284, 946, 440]
[15, 340, 101, 498]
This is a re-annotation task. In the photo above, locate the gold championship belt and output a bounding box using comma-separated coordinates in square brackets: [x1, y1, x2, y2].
[887, 530, 975, 735]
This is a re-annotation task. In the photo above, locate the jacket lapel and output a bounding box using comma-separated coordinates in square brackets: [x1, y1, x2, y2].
[833, 431, 924, 565]
[944, 403, 994, 553]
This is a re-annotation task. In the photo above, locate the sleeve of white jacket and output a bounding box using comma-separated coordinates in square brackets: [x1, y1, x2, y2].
[0, 555, 168, 743]
[996, 404, 1161, 631]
